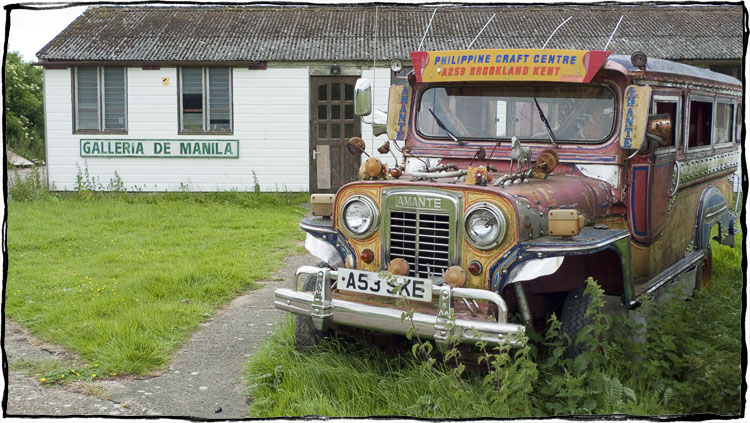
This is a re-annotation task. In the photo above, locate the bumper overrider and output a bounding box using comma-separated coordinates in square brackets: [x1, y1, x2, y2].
[273, 265, 526, 351]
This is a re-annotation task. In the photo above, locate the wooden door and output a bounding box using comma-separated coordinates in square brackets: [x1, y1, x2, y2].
[310, 77, 361, 194]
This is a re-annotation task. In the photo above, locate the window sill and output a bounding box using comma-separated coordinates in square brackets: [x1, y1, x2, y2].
[75, 130, 128, 135]
[178, 130, 234, 136]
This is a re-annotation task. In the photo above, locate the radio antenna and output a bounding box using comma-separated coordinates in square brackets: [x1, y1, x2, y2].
[418, 8, 437, 51]
[541, 16, 572, 50]
[466, 13, 496, 49]
[603, 15, 624, 51]
[371, 6, 378, 150]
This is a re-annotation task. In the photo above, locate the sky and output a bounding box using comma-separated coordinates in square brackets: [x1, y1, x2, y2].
[5, 2, 87, 61]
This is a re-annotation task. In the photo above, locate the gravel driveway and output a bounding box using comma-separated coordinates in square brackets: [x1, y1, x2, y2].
[4, 250, 316, 418]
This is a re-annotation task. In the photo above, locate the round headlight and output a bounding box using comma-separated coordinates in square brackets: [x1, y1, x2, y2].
[464, 203, 506, 249]
[342, 196, 378, 238]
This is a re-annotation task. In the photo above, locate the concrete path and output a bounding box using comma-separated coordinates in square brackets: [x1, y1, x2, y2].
[4, 250, 315, 418]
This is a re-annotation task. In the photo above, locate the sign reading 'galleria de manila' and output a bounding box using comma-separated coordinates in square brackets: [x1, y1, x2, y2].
[80, 139, 239, 158]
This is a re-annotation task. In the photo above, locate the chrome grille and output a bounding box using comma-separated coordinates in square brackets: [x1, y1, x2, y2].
[389, 211, 451, 278]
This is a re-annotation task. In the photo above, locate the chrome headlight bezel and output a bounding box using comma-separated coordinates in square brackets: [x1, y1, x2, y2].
[463, 202, 507, 250]
[341, 195, 379, 239]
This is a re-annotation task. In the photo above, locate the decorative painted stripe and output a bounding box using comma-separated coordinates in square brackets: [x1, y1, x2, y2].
[677, 150, 740, 185]
[80, 139, 239, 158]
[631, 165, 649, 238]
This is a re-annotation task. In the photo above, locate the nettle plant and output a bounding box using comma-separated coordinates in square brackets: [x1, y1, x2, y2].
[395, 276, 640, 417]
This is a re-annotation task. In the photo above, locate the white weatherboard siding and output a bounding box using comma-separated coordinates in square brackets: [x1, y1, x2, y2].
[45, 66, 309, 192]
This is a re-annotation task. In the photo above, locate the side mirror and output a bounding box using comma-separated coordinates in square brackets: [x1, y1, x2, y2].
[646, 113, 672, 146]
[369, 109, 388, 137]
[354, 79, 372, 116]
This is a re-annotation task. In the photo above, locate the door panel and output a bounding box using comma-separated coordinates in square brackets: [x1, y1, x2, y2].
[310, 77, 360, 194]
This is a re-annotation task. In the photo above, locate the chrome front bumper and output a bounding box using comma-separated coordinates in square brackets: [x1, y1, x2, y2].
[273, 266, 526, 350]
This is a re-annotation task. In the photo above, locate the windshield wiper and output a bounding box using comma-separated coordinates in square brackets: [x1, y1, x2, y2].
[533, 97, 559, 148]
[428, 108, 464, 146]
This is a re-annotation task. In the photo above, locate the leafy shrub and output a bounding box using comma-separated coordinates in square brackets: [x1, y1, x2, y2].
[9, 167, 56, 202]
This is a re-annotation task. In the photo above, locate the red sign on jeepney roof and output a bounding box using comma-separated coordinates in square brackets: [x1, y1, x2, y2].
[410, 49, 611, 83]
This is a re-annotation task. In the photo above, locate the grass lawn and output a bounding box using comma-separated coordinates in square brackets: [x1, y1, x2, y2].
[7, 191, 307, 381]
[246, 230, 744, 417]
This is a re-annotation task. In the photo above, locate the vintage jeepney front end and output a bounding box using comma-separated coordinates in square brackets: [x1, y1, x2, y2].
[274, 47, 740, 351]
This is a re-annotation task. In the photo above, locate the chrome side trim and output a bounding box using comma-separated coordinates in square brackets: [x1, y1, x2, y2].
[704, 204, 728, 220]
[640, 250, 704, 301]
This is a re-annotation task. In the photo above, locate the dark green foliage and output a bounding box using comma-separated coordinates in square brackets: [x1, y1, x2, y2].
[246, 232, 742, 417]
[5, 51, 45, 161]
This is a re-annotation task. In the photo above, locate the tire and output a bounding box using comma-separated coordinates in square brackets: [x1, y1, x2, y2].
[694, 247, 712, 292]
[560, 286, 592, 359]
[294, 264, 331, 351]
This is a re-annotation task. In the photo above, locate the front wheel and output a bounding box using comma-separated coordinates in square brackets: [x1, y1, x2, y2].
[560, 286, 591, 359]
[294, 266, 330, 351]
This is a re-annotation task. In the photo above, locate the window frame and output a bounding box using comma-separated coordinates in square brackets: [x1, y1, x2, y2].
[685, 94, 715, 153]
[178, 66, 234, 135]
[72, 66, 128, 134]
[651, 94, 682, 155]
[713, 97, 736, 147]
[415, 83, 617, 144]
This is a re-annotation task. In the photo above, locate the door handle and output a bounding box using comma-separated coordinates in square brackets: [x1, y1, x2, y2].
[312, 149, 317, 160]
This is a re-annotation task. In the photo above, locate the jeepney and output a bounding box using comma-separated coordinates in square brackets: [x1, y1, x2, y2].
[274, 48, 741, 351]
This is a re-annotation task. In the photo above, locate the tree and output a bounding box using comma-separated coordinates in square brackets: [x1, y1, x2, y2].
[5, 51, 45, 162]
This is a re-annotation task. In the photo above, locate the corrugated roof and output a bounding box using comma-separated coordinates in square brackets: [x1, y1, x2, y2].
[37, 4, 744, 63]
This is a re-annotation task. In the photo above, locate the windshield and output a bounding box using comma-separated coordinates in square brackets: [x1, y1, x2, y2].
[417, 84, 616, 143]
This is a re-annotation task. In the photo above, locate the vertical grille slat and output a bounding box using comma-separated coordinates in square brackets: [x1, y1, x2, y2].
[389, 210, 452, 279]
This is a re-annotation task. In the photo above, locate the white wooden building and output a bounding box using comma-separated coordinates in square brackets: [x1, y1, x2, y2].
[37, 5, 743, 193]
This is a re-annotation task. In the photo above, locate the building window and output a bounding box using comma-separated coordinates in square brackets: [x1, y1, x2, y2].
[179, 67, 232, 133]
[74, 66, 127, 133]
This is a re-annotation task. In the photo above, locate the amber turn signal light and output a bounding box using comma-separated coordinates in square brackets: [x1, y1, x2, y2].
[360, 249, 374, 263]
[548, 209, 585, 237]
[444, 266, 467, 287]
[387, 258, 409, 276]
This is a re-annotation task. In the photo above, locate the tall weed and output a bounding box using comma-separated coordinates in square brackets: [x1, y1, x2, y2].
[9, 166, 56, 202]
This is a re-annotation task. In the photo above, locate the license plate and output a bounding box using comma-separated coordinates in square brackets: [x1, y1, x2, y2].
[337, 269, 433, 302]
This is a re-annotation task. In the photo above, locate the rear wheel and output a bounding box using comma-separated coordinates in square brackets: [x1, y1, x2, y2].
[560, 286, 591, 358]
[294, 264, 331, 351]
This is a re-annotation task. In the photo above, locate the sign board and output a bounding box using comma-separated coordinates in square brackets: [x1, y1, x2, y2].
[410, 49, 611, 83]
[619, 85, 651, 150]
[80, 139, 239, 158]
[386, 85, 411, 141]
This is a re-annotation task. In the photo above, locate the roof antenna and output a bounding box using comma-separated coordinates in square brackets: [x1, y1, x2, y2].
[603, 15, 624, 51]
[418, 8, 437, 51]
[467, 13, 496, 49]
[541, 16, 572, 50]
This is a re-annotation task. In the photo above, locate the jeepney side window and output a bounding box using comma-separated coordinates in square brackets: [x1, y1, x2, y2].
[714, 99, 734, 145]
[736, 103, 743, 144]
[652, 96, 681, 150]
[687, 96, 713, 149]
